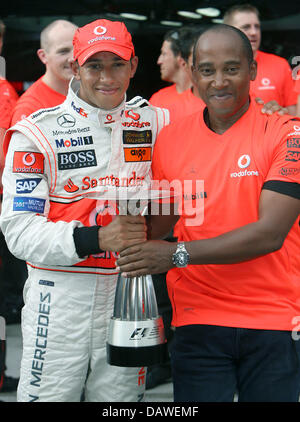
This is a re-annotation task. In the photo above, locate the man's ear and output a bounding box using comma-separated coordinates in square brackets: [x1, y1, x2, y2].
[71, 60, 80, 80]
[191, 65, 197, 85]
[177, 55, 186, 69]
[250, 60, 257, 81]
[37, 49, 47, 65]
[130, 56, 139, 79]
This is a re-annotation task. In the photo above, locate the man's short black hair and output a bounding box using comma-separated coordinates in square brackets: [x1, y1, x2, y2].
[164, 26, 206, 60]
[193, 24, 254, 67]
[177, 25, 207, 63]
[163, 29, 181, 57]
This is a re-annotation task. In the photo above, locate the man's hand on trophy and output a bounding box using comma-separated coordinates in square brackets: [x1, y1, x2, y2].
[98, 215, 147, 252]
[116, 240, 177, 277]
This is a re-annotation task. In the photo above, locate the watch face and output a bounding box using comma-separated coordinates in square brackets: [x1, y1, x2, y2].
[173, 243, 189, 268]
[177, 252, 186, 266]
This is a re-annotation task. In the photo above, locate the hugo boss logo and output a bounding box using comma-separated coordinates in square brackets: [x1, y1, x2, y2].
[58, 150, 97, 170]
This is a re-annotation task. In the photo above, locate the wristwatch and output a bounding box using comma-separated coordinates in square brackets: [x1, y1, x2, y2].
[172, 242, 190, 268]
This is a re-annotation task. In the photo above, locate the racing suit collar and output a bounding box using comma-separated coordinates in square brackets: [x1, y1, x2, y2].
[66, 77, 126, 125]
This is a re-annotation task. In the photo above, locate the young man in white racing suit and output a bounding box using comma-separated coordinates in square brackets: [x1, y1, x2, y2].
[0, 19, 169, 402]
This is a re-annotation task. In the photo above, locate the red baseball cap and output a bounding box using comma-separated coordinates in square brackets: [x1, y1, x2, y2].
[73, 19, 135, 65]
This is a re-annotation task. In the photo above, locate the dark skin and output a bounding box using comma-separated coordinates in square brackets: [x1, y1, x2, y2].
[115, 29, 300, 277]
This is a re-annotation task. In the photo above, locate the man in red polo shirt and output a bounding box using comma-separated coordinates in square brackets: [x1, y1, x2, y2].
[117, 24, 300, 402]
[223, 3, 297, 115]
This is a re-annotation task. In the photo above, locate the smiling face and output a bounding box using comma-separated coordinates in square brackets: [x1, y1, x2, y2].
[41, 22, 77, 83]
[192, 30, 256, 121]
[72, 51, 138, 110]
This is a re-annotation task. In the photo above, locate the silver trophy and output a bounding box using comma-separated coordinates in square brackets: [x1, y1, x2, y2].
[106, 273, 168, 367]
[84, 187, 171, 367]
[107, 191, 171, 367]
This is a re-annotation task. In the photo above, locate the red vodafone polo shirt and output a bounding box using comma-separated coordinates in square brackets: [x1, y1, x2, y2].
[152, 100, 300, 330]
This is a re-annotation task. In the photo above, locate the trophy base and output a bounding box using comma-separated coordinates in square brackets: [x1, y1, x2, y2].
[106, 342, 169, 367]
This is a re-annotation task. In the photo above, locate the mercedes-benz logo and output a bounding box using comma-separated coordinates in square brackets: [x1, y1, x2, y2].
[57, 114, 76, 127]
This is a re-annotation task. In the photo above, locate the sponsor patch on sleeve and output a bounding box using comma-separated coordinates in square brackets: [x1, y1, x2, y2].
[16, 178, 42, 194]
[285, 137, 300, 162]
[123, 130, 152, 145]
[13, 196, 46, 213]
[124, 147, 152, 162]
[13, 151, 44, 174]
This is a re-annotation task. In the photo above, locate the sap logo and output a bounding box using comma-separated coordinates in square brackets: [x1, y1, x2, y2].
[16, 178, 42, 194]
[71, 101, 88, 118]
[285, 150, 300, 162]
[55, 136, 93, 148]
[58, 150, 97, 170]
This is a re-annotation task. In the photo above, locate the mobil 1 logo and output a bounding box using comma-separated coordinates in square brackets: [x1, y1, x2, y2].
[58, 150, 97, 170]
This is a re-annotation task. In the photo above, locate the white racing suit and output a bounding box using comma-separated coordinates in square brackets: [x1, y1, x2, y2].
[0, 79, 169, 402]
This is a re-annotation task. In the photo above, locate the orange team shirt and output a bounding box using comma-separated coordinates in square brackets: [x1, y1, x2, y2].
[10, 76, 66, 126]
[168, 88, 205, 122]
[0, 77, 19, 129]
[250, 50, 297, 107]
[149, 83, 190, 109]
[152, 100, 300, 331]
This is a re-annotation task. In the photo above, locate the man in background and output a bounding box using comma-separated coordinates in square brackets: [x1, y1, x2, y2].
[10, 19, 77, 125]
[149, 27, 195, 109]
[223, 3, 297, 115]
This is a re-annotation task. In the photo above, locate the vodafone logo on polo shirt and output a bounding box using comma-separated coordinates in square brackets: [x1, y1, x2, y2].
[230, 154, 259, 178]
[258, 78, 275, 90]
[13, 151, 45, 174]
[238, 154, 251, 169]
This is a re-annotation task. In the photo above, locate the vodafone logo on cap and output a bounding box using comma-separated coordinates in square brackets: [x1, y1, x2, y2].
[93, 26, 107, 35]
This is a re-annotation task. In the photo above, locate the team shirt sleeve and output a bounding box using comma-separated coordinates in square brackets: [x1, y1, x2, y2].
[263, 121, 300, 199]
